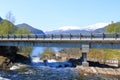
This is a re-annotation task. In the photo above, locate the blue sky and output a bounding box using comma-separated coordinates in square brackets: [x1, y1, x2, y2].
[0, 0, 120, 31]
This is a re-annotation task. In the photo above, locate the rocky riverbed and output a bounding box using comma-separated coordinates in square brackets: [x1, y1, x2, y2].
[0, 66, 80, 80]
[0, 63, 120, 80]
[76, 66, 120, 80]
[76, 66, 120, 76]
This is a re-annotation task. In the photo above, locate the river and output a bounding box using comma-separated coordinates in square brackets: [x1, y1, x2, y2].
[0, 47, 119, 80]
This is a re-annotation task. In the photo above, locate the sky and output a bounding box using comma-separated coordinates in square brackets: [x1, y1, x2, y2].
[0, 0, 120, 31]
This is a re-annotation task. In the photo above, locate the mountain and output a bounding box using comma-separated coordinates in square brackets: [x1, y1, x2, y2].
[46, 23, 109, 34]
[83, 23, 108, 31]
[16, 23, 44, 34]
[0, 17, 3, 22]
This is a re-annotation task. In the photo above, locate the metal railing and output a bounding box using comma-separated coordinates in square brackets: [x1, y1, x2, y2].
[0, 33, 120, 40]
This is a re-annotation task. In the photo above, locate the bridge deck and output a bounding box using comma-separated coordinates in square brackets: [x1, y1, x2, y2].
[0, 33, 120, 48]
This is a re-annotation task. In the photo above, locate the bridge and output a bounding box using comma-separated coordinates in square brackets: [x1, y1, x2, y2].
[0, 33, 120, 66]
[0, 33, 120, 48]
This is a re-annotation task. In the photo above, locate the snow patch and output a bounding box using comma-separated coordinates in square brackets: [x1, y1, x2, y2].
[58, 26, 81, 31]
[84, 23, 109, 31]
[46, 22, 109, 32]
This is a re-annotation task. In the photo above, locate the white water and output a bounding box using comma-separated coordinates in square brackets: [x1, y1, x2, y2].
[31, 56, 72, 68]
[0, 77, 10, 80]
[31, 47, 59, 57]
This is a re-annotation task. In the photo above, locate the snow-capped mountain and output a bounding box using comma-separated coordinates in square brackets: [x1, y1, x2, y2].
[58, 26, 81, 31]
[84, 23, 109, 31]
[46, 23, 109, 34]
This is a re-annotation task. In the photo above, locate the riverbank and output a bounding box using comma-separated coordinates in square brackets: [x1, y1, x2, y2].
[76, 66, 120, 77]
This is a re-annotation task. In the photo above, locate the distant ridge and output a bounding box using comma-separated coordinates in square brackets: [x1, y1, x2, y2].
[46, 23, 108, 34]
[16, 23, 44, 34]
[0, 17, 3, 22]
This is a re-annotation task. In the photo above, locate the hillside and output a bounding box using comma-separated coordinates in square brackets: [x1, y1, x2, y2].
[16, 23, 44, 34]
[106, 21, 120, 33]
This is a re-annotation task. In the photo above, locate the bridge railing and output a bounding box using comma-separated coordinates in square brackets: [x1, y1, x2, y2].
[0, 33, 120, 40]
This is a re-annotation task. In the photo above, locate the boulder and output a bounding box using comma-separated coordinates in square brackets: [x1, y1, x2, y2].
[0, 46, 30, 70]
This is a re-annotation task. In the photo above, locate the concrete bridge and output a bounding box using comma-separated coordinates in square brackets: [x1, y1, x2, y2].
[0, 33, 120, 66]
[0, 33, 120, 48]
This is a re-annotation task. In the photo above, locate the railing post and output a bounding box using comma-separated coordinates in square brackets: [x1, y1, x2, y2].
[51, 34, 53, 39]
[14, 34, 15, 40]
[91, 33, 92, 40]
[7, 34, 9, 39]
[103, 33, 105, 40]
[43, 34, 45, 40]
[60, 34, 62, 40]
[28, 34, 29, 40]
[115, 33, 117, 40]
[21, 34, 22, 40]
[1, 34, 3, 39]
[35, 34, 37, 40]
[80, 33, 81, 40]
[70, 33, 71, 40]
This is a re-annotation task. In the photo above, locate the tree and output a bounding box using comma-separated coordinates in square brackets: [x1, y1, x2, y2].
[0, 20, 16, 34]
[15, 27, 31, 34]
[15, 27, 32, 57]
[40, 48, 56, 60]
[5, 11, 15, 24]
[59, 48, 82, 59]
[106, 21, 116, 33]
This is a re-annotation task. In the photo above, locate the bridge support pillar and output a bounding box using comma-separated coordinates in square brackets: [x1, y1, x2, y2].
[81, 44, 89, 67]
[118, 60, 120, 67]
[82, 53, 89, 67]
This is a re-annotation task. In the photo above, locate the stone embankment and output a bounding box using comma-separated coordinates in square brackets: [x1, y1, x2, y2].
[76, 66, 120, 76]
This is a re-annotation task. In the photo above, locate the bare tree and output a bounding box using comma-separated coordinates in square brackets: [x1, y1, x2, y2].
[5, 11, 16, 24]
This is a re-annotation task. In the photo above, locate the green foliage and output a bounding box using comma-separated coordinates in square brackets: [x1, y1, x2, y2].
[15, 27, 31, 34]
[14, 27, 32, 57]
[0, 20, 16, 34]
[18, 46, 33, 57]
[106, 21, 120, 33]
[0, 19, 32, 57]
[59, 48, 81, 59]
[88, 49, 120, 63]
[40, 48, 56, 60]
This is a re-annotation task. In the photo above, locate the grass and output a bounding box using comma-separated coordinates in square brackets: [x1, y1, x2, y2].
[88, 49, 120, 60]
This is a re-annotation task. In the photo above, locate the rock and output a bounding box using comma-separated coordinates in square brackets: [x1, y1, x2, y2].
[0, 46, 30, 70]
[68, 58, 82, 67]
[76, 66, 120, 76]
